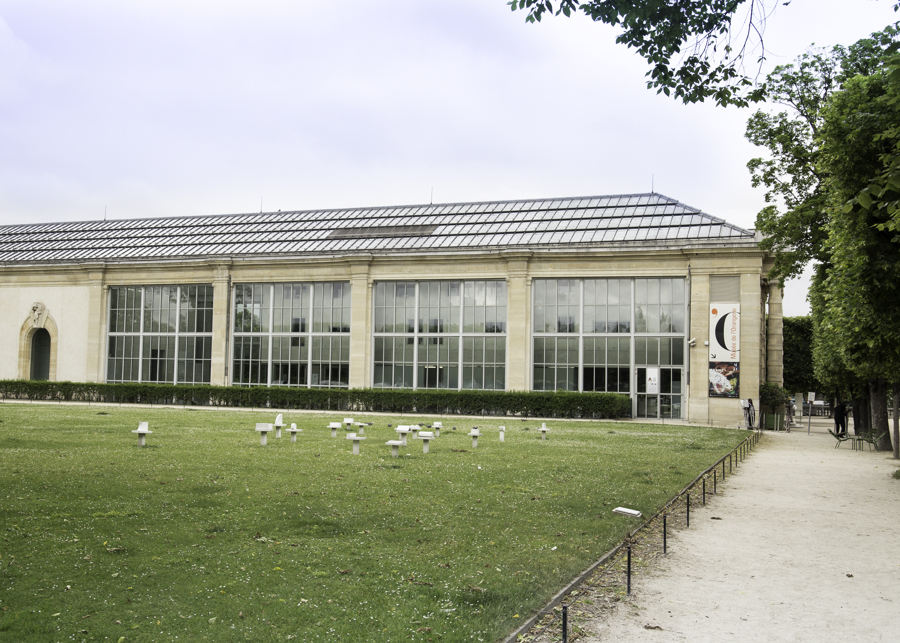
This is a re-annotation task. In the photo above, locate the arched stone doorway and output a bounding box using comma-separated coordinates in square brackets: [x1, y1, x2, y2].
[18, 303, 58, 381]
[30, 328, 51, 380]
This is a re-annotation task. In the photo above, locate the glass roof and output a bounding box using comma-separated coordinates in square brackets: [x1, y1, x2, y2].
[0, 192, 755, 264]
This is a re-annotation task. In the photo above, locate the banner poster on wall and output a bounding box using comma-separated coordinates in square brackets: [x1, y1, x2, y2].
[709, 304, 740, 398]
[646, 367, 659, 395]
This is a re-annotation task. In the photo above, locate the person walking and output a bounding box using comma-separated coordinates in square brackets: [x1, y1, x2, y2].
[834, 400, 847, 436]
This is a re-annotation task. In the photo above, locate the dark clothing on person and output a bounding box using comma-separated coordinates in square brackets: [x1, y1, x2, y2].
[834, 402, 847, 435]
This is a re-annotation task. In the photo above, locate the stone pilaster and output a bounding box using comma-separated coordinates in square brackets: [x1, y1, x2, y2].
[766, 283, 784, 385]
[505, 255, 531, 391]
[348, 257, 373, 388]
[84, 265, 106, 382]
[210, 263, 232, 386]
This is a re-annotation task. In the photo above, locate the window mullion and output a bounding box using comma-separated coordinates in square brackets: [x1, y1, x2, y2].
[413, 282, 420, 390]
[137, 287, 145, 383]
[173, 286, 180, 385]
[578, 279, 584, 392]
[306, 284, 312, 389]
[267, 284, 274, 387]
[457, 283, 464, 390]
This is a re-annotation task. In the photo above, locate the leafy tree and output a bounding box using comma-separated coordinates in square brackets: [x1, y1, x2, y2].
[781, 316, 821, 395]
[508, 1, 900, 106]
[815, 70, 900, 453]
[748, 28, 900, 282]
[745, 27, 900, 453]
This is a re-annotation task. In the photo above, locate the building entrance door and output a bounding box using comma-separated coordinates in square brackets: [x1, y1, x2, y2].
[30, 328, 51, 380]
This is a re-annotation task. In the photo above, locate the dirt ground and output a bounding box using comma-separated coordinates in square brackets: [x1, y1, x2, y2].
[518, 419, 900, 643]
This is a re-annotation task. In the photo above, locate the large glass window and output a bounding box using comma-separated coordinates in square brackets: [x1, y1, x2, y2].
[635, 278, 685, 333]
[107, 285, 213, 384]
[373, 280, 507, 390]
[532, 278, 685, 417]
[232, 282, 350, 387]
[584, 279, 631, 333]
[583, 337, 631, 393]
[533, 337, 579, 391]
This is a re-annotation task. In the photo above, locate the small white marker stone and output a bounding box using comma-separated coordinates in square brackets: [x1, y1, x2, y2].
[417, 431, 434, 453]
[613, 507, 642, 518]
[255, 423, 272, 446]
[385, 440, 403, 458]
[132, 422, 152, 447]
[346, 432, 366, 455]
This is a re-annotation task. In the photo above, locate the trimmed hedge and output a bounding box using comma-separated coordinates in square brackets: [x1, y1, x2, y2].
[0, 380, 632, 419]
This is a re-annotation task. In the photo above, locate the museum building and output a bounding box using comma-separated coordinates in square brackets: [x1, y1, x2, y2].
[0, 193, 783, 426]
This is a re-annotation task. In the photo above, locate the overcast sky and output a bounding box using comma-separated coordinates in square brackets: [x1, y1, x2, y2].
[2, 0, 898, 314]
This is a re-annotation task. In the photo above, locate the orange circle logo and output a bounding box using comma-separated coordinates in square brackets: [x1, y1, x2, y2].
[711, 308, 718, 315]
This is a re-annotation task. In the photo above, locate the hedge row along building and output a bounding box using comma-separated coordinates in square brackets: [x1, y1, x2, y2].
[0, 193, 784, 426]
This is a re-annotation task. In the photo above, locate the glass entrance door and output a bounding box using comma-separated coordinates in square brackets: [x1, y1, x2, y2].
[636, 366, 683, 419]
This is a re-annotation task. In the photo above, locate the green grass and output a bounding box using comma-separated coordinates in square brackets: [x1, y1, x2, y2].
[0, 404, 747, 642]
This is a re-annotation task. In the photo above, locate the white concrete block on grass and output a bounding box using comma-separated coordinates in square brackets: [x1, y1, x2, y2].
[132, 422, 152, 447]
[395, 426, 411, 446]
[416, 431, 435, 453]
[346, 433, 366, 455]
[539, 423, 550, 440]
[255, 423, 273, 446]
[385, 440, 403, 458]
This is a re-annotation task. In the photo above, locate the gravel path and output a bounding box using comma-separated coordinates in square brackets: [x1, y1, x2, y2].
[577, 422, 900, 642]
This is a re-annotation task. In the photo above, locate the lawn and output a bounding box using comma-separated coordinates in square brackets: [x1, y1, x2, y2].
[0, 404, 747, 642]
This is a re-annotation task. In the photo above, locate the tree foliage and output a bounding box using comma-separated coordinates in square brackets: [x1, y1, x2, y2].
[781, 316, 821, 395]
[746, 26, 900, 451]
[814, 70, 900, 451]
[509, 0, 773, 106]
[748, 27, 900, 282]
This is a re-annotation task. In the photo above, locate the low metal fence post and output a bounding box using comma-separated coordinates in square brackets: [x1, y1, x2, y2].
[663, 515, 667, 554]
[626, 546, 632, 595]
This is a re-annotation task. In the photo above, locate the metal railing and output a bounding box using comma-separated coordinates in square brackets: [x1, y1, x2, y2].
[505, 427, 761, 643]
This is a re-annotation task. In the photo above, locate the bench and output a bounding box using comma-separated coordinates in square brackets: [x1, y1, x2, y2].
[385, 440, 403, 458]
[468, 429, 481, 448]
[328, 422, 342, 437]
[255, 423, 273, 446]
[410, 425, 421, 438]
[354, 422, 368, 435]
[416, 431, 435, 454]
[395, 426, 411, 446]
[274, 413, 286, 439]
[344, 418, 355, 429]
[286, 423, 302, 442]
[432, 422, 442, 437]
[346, 432, 366, 455]
[539, 423, 550, 440]
[132, 422, 152, 447]
[498, 426, 505, 443]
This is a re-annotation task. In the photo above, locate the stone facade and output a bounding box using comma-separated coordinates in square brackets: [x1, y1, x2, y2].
[1, 241, 779, 427]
